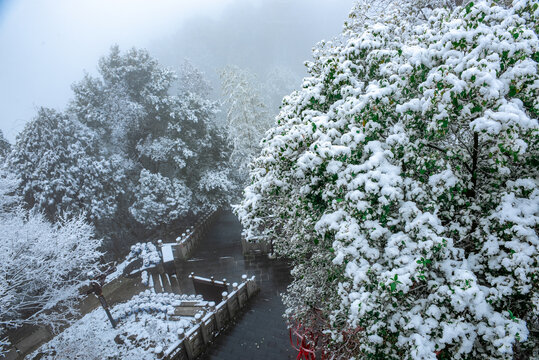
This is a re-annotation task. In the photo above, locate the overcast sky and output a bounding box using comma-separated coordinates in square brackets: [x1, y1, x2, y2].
[0, 0, 352, 142]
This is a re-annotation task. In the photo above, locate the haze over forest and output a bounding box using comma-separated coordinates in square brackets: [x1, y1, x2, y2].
[0, 0, 352, 142]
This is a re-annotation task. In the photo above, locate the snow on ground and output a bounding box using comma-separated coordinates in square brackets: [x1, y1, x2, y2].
[30, 291, 207, 360]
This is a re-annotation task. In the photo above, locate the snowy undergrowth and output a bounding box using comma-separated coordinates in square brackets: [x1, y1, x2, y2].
[31, 291, 206, 360]
[236, 0, 538, 359]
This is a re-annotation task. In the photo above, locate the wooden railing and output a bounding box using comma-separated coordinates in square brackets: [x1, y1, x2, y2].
[163, 275, 259, 360]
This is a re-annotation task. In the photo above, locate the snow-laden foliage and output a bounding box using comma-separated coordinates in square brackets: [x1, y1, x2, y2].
[70, 46, 234, 228]
[0, 168, 102, 355]
[126, 242, 161, 270]
[220, 65, 273, 179]
[31, 291, 205, 360]
[177, 58, 213, 97]
[0, 130, 10, 161]
[130, 170, 192, 227]
[197, 168, 236, 208]
[237, 0, 538, 358]
[8, 108, 123, 222]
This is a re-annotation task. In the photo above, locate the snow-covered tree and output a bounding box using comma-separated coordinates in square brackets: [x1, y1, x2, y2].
[177, 58, 213, 97]
[0, 168, 102, 356]
[220, 65, 273, 179]
[0, 130, 10, 161]
[129, 169, 192, 227]
[237, 0, 538, 359]
[8, 107, 123, 223]
[70, 46, 234, 228]
[70, 45, 173, 159]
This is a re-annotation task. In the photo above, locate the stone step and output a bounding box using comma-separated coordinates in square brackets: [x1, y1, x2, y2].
[152, 272, 163, 293]
[170, 274, 182, 294]
[162, 273, 173, 293]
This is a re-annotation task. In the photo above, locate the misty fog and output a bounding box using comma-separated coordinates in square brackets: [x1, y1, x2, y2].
[0, 0, 352, 142]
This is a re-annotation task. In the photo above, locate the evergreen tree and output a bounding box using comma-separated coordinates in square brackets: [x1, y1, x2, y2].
[0, 130, 10, 161]
[8, 108, 123, 222]
[237, 0, 538, 358]
[71, 46, 234, 228]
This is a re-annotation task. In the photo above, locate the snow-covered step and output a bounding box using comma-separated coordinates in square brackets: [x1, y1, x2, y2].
[170, 274, 182, 294]
[152, 272, 163, 293]
[161, 273, 173, 293]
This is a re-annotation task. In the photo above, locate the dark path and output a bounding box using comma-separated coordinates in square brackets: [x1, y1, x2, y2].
[175, 210, 295, 360]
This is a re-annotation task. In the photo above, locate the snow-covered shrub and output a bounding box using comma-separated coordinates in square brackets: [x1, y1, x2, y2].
[111, 290, 205, 321]
[126, 242, 161, 270]
[236, 0, 538, 359]
[31, 291, 204, 360]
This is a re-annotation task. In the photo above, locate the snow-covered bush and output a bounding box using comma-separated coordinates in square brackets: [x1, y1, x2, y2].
[126, 242, 162, 270]
[236, 0, 538, 358]
[111, 291, 205, 322]
[31, 291, 204, 360]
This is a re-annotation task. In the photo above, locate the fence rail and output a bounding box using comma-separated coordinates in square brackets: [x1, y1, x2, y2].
[163, 275, 259, 360]
[157, 210, 218, 267]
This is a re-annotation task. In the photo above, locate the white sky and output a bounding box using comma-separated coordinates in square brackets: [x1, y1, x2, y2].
[0, 0, 351, 142]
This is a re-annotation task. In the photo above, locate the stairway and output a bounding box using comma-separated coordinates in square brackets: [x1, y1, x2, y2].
[150, 271, 182, 294]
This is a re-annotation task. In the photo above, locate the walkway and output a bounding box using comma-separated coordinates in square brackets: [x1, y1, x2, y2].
[175, 210, 295, 360]
[5, 211, 295, 360]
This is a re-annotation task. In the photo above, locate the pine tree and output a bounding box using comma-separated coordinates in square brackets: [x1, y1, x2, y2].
[8, 108, 123, 222]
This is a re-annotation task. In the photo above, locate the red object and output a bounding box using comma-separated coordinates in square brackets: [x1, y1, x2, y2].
[289, 324, 318, 360]
[289, 324, 324, 360]
[288, 308, 364, 360]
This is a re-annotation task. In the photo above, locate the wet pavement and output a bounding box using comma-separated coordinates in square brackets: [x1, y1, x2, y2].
[5, 210, 295, 360]
[175, 210, 295, 360]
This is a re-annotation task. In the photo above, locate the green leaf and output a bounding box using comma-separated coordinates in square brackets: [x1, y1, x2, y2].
[508, 85, 517, 97]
